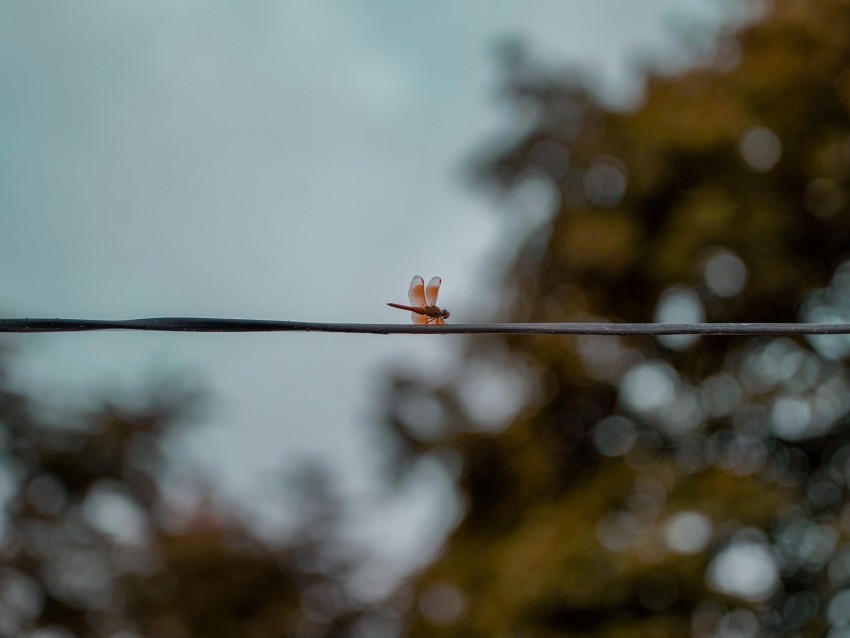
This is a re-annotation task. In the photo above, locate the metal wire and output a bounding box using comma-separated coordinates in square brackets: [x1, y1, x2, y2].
[2, 318, 850, 335]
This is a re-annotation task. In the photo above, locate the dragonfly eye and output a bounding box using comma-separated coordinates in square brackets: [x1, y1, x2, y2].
[442, 309, 451, 319]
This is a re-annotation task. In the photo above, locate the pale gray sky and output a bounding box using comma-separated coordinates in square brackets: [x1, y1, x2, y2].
[0, 0, 744, 590]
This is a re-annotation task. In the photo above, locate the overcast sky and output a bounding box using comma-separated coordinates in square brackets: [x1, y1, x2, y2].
[0, 0, 744, 588]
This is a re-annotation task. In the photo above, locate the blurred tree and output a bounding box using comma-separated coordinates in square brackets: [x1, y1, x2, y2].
[385, 1, 850, 636]
[0, 359, 366, 637]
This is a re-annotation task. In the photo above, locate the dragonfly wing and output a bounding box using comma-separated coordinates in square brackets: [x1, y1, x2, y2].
[412, 312, 429, 324]
[425, 276, 442, 306]
[408, 275, 427, 307]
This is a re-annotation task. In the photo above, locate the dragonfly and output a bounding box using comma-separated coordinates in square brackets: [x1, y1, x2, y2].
[387, 275, 450, 325]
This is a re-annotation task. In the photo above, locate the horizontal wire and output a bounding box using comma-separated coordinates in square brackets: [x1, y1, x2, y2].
[1, 318, 850, 336]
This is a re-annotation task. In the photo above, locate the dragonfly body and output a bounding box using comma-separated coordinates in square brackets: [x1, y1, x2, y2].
[387, 276, 450, 325]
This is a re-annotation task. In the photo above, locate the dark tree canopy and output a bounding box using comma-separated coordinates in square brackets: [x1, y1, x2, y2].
[385, 1, 850, 636]
[0, 364, 369, 637]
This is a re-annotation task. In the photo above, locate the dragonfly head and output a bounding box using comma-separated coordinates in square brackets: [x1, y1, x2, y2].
[441, 309, 451, 320]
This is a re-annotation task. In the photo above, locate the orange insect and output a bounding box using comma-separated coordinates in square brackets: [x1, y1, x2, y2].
[387, 275, 450, 325]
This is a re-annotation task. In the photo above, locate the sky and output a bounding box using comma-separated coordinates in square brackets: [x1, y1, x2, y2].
[0, 0, 746, 591]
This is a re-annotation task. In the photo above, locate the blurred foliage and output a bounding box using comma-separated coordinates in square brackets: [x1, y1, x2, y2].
[0, 363, 368, 637]
[385, 1, 850, 636]
[6, 2, 850, 637]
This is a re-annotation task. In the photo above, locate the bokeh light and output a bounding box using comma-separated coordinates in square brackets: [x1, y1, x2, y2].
[664, 511, 713, 554]
[417, 582, 468, 627]
[739, 126, 782, 172]
[703, 248, 748, 298]
[707, 534, 779, 602]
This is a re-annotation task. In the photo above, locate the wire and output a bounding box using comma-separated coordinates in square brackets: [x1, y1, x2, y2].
[1, 318, 850, 335]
